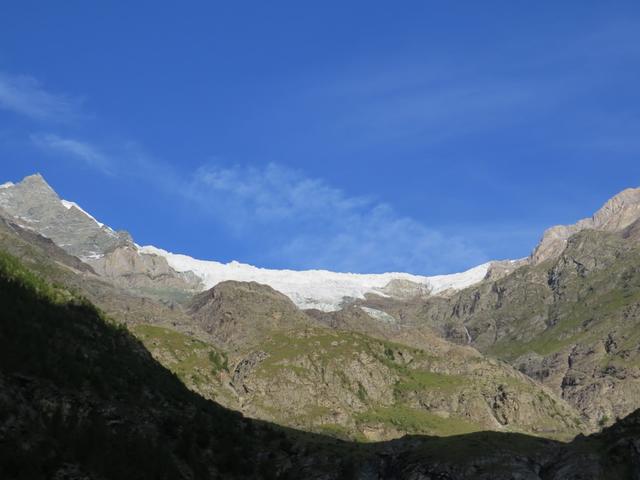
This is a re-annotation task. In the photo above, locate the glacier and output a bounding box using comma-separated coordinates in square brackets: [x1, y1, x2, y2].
[140, 245, 490, 311]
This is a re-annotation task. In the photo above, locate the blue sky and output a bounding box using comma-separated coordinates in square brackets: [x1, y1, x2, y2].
[1, 1, 639, 274]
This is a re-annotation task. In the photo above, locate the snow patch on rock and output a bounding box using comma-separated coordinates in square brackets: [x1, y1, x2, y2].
[360, 306, 397, 324]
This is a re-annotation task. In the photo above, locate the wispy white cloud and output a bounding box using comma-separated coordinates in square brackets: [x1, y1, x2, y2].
[31, 133, 113, 175]
[297, 62, 579, 150]
[188, 163, 486, 273]
[0, 72, 83, 122]
[190, 163, 371, 226]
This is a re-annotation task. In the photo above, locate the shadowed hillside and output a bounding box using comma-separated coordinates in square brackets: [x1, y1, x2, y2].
[1, 250, 640, 479]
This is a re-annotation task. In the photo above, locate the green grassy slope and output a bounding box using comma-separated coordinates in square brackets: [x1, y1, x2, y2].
[132, 322, 584, 442]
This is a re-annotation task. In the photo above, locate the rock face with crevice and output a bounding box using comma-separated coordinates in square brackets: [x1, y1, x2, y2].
[137, 321, 586, 442]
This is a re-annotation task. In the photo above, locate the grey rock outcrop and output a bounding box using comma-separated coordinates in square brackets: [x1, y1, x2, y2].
[374, 278, 432, 299]
[86, 245, 201, 297]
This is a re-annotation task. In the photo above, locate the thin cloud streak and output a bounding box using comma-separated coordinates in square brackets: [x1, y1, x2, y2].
[288, 20, 640, 151]
[31, 133, 113, 175]
[0, 72, 83, 122]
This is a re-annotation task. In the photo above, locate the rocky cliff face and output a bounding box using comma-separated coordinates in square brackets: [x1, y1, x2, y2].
[0, 205, 195, 331]
[86, 245, 202, 301]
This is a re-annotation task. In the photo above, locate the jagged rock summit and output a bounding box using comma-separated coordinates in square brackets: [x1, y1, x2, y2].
[0, 173, 132, 259]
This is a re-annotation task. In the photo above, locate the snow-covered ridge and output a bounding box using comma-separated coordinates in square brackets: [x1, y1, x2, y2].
[139, 245, 491, 311]
[61, 199, 105, 228]
[0, 182, 14, 189]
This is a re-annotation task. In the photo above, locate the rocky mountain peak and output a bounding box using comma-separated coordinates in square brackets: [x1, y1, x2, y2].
[21, 172, 53, 189]
[188, 280, 312, 349]
[591, 186, 640, 231]
[531, 186, 640, 264]
[0, 173, 131, 259]
[0, 172, 58, 204]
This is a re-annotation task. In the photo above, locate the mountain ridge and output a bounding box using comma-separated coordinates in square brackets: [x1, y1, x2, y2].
[0, 175, 592, 443]
[0, 173, 498, 311]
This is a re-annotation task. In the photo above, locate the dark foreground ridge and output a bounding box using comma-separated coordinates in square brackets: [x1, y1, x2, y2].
[1, 250, 640, 479]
